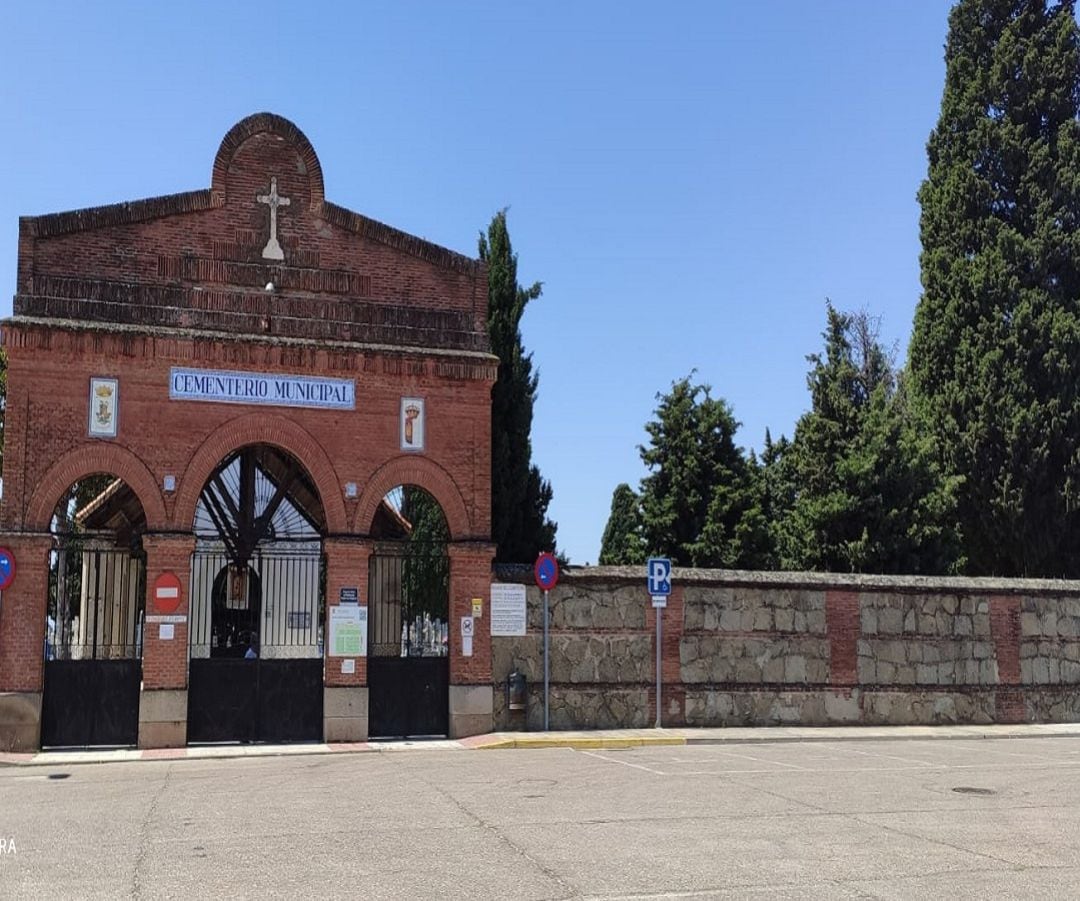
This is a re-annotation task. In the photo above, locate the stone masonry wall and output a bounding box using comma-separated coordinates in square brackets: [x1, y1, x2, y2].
[491, 567, 1080, 730]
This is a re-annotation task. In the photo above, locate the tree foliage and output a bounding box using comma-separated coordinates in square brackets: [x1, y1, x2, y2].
[781, 305, 960, 574]
[401, 486, 450, 619]
[634, 376, 770, 568]
[598, 483, 645, 565]
[480, 210, 557, 563]
[909, 0, 1080, 576]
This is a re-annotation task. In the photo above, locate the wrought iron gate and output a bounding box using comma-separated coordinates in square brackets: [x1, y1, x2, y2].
[187, 547, 325, 743]
[368, 542, 449, 738]
[40, 544, 145, 747]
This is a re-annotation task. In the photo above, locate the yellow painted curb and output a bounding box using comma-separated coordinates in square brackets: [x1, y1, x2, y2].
[472, 736, 686, 750]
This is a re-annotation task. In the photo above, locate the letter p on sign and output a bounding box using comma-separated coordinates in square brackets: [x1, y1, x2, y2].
[647, 557, 672, 596]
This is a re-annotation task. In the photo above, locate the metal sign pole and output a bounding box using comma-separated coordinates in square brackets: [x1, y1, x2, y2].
[655, 605, 662, 728]
[543, 588, 550, 731]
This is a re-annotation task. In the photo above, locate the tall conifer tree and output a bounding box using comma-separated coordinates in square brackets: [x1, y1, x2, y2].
[480, 210, 557, 563]
[909, 0, 1080, 575]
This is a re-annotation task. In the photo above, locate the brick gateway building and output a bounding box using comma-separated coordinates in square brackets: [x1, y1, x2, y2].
[0, 113, 496, 750]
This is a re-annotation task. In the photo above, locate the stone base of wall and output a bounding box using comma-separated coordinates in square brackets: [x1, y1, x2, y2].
[0, 691, 41, 751]
[449, 685, 493, 738]
[324, 686, 368, 742]
[494, 685, 652, 731]
[138, 689, 187, 749]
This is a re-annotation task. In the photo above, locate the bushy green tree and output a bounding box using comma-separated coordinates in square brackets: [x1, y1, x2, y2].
[636, 376, 768, 568]
[782, 305, 960, 573]
[401, 486, 450, 618]
[480, 210, 557, 563]
[598, 483, 645, 565]
[909, 0, 1080, 576]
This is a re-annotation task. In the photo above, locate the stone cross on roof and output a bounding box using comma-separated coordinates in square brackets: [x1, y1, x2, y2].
[257, 176, 291, 261]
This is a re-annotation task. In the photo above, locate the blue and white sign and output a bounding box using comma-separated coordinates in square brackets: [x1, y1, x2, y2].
[647, 557, 672, 597]
[170, 367, 355, 411]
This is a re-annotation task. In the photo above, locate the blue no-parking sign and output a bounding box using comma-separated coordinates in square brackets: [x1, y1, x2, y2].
[0, 547, 15, 592]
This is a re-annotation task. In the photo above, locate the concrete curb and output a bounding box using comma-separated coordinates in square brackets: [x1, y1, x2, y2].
[470, 736, 687, 751]
[4, 723, 1079, 768]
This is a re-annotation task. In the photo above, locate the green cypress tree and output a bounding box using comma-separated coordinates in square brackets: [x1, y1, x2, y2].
[599, 483, 645, 565]
[909, 0, 1080, 575]
[479, 210, 557, 563]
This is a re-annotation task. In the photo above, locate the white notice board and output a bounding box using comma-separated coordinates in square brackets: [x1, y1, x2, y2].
[329, 604, 368, 657]
[490, 583, 527, 636]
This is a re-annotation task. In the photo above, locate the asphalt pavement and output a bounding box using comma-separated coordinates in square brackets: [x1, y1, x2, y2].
[3, 732, 1080, 898]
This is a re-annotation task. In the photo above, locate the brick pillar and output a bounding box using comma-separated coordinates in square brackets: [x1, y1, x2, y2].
[826, 590, 860, 687]
[322, 537, 371, 742]
[138, 532, 195, 748]
[646, 585, 684, 727]
[447, 541, 495, 737]
[990, 595, 1025, 723]
[0, 532, 53, 751]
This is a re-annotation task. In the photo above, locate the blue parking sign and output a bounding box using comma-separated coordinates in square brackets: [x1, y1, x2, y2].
[646, 557, 672, 596]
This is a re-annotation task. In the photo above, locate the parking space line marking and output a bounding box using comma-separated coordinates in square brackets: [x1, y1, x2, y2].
[579, 750, 668, 775]
[816, 743, 937, 766]
[707, 748, 811, 770]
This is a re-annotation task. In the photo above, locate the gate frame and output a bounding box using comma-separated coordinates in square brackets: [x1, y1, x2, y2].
[40, 541, 147, 749]
[185, 544, 327, 744]
[367, 537, 451, 739]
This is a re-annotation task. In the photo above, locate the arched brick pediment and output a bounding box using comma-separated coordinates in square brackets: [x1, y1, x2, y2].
[174, 413, 348, 534]
[354, 456, 472, 540]
[26, 444, 167, 531]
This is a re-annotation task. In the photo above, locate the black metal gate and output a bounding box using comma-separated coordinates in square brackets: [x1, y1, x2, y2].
[40, 544, 145, 748]
[368, 542, 449, 738]
[187, 547, 325, 743]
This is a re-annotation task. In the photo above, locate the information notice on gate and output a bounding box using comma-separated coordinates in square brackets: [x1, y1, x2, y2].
[490, 583, 527, 636]
[329, 605, 367, 657]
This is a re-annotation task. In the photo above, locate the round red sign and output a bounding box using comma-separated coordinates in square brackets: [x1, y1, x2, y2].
[0, 547, 15, 592]
[534, 552, 559, 591]
[153, 571, 183, 614]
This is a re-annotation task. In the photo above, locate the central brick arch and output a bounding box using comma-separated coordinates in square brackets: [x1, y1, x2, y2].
[26, 443, 167, 531]
[174, 413, 348, 534]
[210, 112, 325, 210]
[354, 455, 472, 540]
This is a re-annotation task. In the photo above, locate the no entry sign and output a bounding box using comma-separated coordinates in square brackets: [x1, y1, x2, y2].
[153, 571, 183, 614]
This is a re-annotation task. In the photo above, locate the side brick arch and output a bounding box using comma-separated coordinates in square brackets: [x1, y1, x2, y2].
[174, 412, 348, 534]
[26, 443, 168, 531]
[354, 455, 472, 540]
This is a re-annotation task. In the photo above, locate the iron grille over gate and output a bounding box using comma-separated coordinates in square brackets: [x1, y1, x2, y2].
[189, 545, 325, 659]
[368, 542, 449, 657]
[46, 543, 146, 661]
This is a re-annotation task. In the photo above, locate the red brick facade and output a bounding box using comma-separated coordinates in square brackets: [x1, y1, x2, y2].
[0, 113, 496, 744]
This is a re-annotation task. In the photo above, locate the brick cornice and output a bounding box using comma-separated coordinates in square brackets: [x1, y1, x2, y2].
[20, 190, 215, 239]
[321, 202, 483, 277]
[1, 317, 498, 382]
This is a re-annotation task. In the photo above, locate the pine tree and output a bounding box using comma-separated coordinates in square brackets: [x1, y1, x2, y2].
[782, 305, 960, 574]
[909, 0, 1080, 576]
[479, 210, 557, 563]
[637, 376, 767, 568]
[599, 483, 645, 565]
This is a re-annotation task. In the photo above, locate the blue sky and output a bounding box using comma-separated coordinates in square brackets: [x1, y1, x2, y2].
[1, 1, 955, 564]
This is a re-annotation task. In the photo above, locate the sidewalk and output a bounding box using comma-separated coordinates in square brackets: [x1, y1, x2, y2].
[3, 722, 1079, 768]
